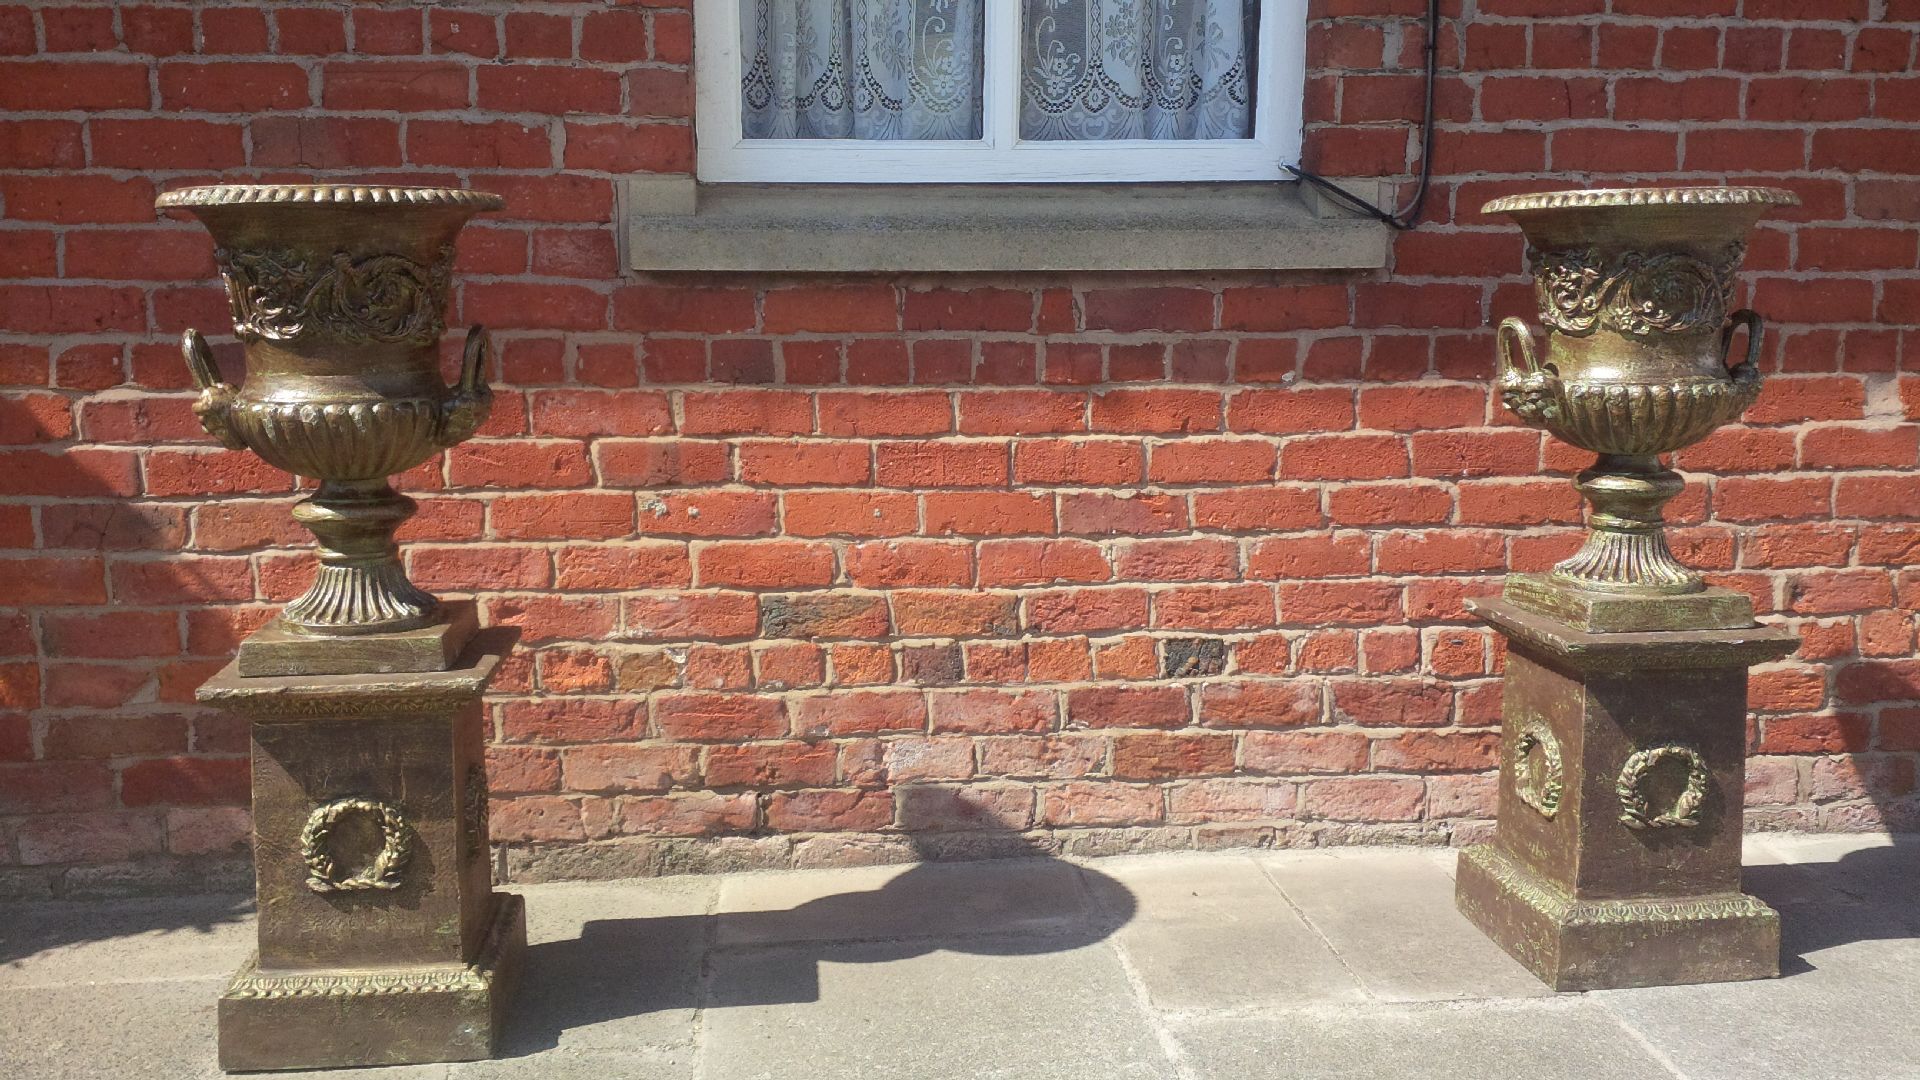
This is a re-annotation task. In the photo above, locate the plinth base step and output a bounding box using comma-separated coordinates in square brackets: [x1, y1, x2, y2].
[1455, 844, 1779, 991]
[217, 892, 525, 1072]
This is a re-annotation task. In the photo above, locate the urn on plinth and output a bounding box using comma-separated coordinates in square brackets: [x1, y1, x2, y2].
[1456, 187, 1799, 992]
[1487, 185, 1798, 633]
[161, 185, 524, 1071]
[160, 184, 502, 675]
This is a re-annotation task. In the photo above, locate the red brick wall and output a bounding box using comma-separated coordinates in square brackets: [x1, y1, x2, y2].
[2, 0, 1917, 893]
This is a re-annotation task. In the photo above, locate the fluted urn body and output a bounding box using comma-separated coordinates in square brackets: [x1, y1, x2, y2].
[1488, 186, 1797, 600]
[159, 185, 501, 642]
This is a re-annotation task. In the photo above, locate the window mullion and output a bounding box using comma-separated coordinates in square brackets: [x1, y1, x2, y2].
[983, 1, 1020, 151]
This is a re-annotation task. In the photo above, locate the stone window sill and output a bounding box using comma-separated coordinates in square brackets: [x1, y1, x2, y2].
[618, 177, 1392, 274]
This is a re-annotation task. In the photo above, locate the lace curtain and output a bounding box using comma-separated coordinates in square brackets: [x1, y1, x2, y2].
[740, 0, 985, 139]
[1022, 0, 1257, 140]
[740, 0, 1257, 142]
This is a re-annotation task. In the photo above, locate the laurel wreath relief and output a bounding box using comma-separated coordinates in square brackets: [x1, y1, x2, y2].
[300, 796, 414, 893]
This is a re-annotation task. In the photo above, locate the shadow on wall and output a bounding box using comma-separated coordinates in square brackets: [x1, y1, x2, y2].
[1743, 833, 1920, 977]
[500, 837, 1138, 1058]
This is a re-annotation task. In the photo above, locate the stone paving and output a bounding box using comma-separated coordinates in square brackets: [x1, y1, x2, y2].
[2, 833, 1915, 1080]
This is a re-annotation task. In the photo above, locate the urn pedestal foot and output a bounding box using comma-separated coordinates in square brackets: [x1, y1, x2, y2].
[217, 893, 526, 1072]
[1458, 597, 1794, 991]
[1456, 843, 1778, 991]
[196, 631, 521, 1073]
[236, 599, 478, 678]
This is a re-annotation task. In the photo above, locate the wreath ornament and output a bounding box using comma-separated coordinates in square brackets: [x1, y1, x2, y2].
[1616, 745, 1711, 830]
[1512, 719, 1564, 820]
[301, 796, 414, 893]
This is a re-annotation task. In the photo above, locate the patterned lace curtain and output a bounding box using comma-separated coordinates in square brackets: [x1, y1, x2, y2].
[1022, 0, 1257, 140]
[740, 0, 985, 139]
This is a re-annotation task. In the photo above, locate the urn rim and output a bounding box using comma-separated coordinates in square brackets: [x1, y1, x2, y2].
[156, 184, 505, 211]
[1481, 185, 1800, 216]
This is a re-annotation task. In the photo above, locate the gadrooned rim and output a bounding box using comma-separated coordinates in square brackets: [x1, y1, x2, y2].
[155, 184, 505, 211]
[1482, 186, 1800, 215]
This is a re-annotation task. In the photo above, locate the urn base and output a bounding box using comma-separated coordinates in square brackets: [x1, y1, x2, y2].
[1502, 574, 1756, 634]
[1456, 844, 1778, 991]
[236, 600, 478, 677]
[217, 892, 526, 1072]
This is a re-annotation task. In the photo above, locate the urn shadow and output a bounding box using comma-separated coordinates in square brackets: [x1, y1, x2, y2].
[1744, 834, 1920, 976]
[499, 843, 1138, 1058]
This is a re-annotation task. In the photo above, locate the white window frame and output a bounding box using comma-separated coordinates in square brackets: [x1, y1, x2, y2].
[693, 0, 1308, 184]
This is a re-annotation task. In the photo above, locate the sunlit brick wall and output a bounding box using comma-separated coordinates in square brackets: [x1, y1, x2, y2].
[1, 0, 1916, 894]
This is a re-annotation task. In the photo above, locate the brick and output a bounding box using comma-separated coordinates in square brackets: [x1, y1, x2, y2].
[761, 592, 889, 639]
[1039, 781, 1163, 827]
[478, 65, 620, 114]
[1066, 685, 1189, 729]
[0, 61, 150, 110]
[1284, 434, 1409, 480]
[1331, 678, 1452, 727]
[324, 61, 470, 110]
[698, 541, 836, 589]
[120, 757, 249, 807]
[1083, 288, 1213, 332]
[698, 734, 833, 787]
[1301, 777, 1424, 821]
[1090, 389, 1221, 434]
[1112, 733, 1235, 779]
[929, 689, 1056, 735]
[895, 783, 1034, 831]
[766, 788, 892, 831]
[819, 392, 951, 437]
[958, 391, 1086, 435]
[617, 793, 757, 837]
[623, 592, 757, 641]
[792, 690, 926, 736]
[1243, 731, 1370, 775]
[160, 61, 308, 111]
[881, 441, 1010, 487]
[1166, 778, 1296, 824]
[765, 286, 899, 334]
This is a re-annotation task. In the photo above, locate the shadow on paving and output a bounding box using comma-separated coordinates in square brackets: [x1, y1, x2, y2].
[0, 892, 253, 969]
[499, 840, 1138, 1058]
[1744, 834, 1920, 976]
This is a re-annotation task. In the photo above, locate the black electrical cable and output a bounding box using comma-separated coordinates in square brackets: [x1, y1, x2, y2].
[1285, 0, 1440, 232]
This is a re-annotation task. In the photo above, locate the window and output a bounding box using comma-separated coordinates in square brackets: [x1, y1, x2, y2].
[694, 0, 1307, 183]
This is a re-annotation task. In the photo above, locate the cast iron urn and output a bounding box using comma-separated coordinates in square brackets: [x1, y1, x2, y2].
[1456, 186, 1800, 992]
[160, 185, 502, 671]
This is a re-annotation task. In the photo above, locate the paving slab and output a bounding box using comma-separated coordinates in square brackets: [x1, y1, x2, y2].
[712, 858, 1099, 948]
[1170, 999, 1677, 1080]
[1094, 854, 1365, 1011]
[1595, 915, 1920, 1080]
[496, 879, 714, 1057]
[1257, 849, 1551, 1002]
[0, 978, 228, 1080]
[702, 938, 1176, 1080]
[0, 893, 253, 988]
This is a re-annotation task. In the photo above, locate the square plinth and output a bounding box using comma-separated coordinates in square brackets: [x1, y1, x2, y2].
[1501, 574, 1756, 633]
[1456, 845, 1778, 991]
[235, 600, 478, 677]
[218, 892, 526, 1072]
[1460, 598, 1794, 991]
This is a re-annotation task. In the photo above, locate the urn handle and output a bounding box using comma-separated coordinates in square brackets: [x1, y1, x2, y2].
[438, 324, 494, 448]
[1722, 308, 1764, 378]
[180, 329, 246, 451]
[1496, 316, 1542, 376]
[1494, 317, 1557, 426]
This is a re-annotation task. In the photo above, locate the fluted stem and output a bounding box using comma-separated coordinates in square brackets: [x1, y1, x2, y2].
[1550, 454, 1702, 595]
[284, 480, 438, 634]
